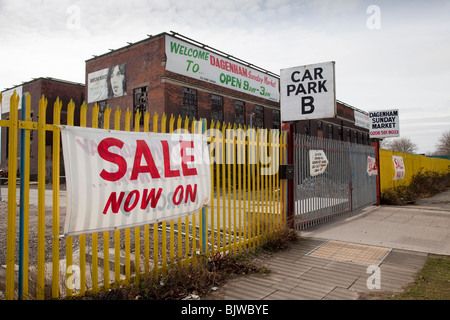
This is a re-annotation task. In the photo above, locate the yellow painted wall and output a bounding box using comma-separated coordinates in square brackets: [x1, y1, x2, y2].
[380, 149, 450, 191]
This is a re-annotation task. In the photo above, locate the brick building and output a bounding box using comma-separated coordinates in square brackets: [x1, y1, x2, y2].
[85, 32, 281, 131]
[1, 77, 85, 180]
[0, 32, 371, 181]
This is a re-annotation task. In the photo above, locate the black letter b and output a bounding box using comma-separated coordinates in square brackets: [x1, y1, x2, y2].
[301, 96, 315, 114]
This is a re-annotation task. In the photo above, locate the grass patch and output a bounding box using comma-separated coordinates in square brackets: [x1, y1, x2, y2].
[364, 254, 450, 300]
[381, 170, 449, 205]
[392, 254, 450, 300]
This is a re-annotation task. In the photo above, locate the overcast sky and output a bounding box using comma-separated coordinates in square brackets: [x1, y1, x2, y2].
[1, 0, 449, 154]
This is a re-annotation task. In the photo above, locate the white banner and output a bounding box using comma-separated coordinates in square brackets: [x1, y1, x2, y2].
[309, 150, 328, 176]
[355, 110, 370, 129]
[165, 35, 279, 102]
[392, 155, 405, 181]
[280, 61, 336, 121]
[61, 126, 211, 236]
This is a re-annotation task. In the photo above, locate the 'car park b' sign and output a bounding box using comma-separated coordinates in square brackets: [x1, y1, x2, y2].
[280, 61, 336, 121]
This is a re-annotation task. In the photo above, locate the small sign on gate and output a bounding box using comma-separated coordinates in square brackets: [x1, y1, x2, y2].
[309, 150, 329, 177]
[367, 156, 378, 176]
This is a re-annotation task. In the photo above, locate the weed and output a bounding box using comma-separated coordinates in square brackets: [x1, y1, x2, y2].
[63, 226, 298, 300]
[381, 170, 450, 205]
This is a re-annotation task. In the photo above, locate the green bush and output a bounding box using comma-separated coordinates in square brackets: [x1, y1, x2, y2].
[381, 170, 449, 205]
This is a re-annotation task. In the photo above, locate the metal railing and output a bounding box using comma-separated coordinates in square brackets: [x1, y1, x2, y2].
[293, 134, 376, 230]
[0, 92, 287, 300]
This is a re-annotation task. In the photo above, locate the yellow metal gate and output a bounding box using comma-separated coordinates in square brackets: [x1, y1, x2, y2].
[0, 92, 287, 300]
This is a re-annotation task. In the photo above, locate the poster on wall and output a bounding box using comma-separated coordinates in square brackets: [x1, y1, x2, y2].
[392, 155, 405, 181]
[280, 61, 336, 122]
[1, 86, 23, 114]
[61, 125, 211, 236]
[355, 110, 370, 129]
[88, 63, 127, 103]
[165, 34, 279, 103]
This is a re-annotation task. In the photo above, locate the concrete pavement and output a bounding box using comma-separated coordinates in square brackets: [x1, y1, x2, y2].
[202, 189, 450, 300]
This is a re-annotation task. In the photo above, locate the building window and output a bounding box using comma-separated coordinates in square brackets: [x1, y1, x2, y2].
[234, 100, 245, 126]
[317, 121, 323, 131]
[346, 129, 351, 142]
[304, 121, 311, 136]
[254, 105, 264, 128]
[354, 131, 359, 144]
[338, 126, 343, 140]
[211, 94, 223, 123]
[133, 87, 148, 127]
[272, 109, 280, 129]
[327, 124, 333, 139]
[97, 100, 108, 129]
[182, 87, 197, 120]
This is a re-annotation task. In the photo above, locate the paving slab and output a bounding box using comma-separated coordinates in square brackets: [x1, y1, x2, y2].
[301, 204, 450, 255]
[202, 192, 450, 300]
[323, 287, 360, 300]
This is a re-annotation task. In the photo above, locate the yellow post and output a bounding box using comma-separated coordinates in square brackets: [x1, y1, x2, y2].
[237, 125, 242, 254]
[169, 115, 176, 263]
[184, 117, 190, 262]
[209, 120, 215, 256]
[5, 92, 19, 300]
[266, 130, 271, 233]
[124, 108, 131, 284]
[103, 106, 111, 291]
[143, 112, 150, 277]
[242, 125, 247, 252]
[232, 124, 237, 254]
[114, 108, 121, 287]
[246, 126, 252, 251]
[251, 128, 256, 250]
[215, 121, 221, 253]
[90, 103, 100, 293]
[79, 102, 87, 296]
[134, 110, 141, 284]
[256, 128, 260, 246]
[144, 112, 150, 276]
[191, 120, 197, 266]
[153, 113, 159, 277]
[226, 123, 232, 252]
[160, 113, 168, 270]
[37, 95, 48, 299]
[22, 93, 31, 299]
[52, 98, 62, 299]
[221, 122, 226, 253]
[65, 100, 75, 297]
[177, 115, 183, 261]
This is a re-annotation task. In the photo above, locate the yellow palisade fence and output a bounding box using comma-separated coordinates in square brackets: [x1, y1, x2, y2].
[379, 148, 450, 191]
[0, 92, 287, 300]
